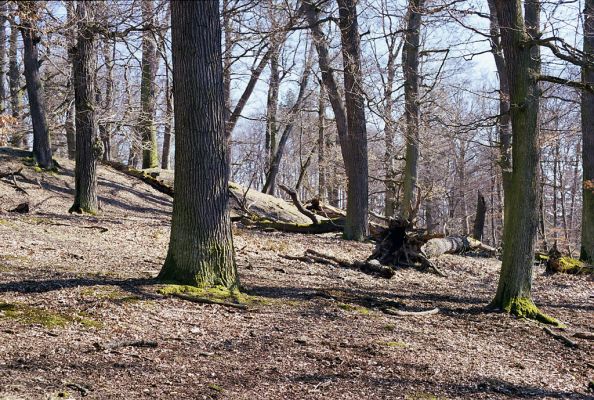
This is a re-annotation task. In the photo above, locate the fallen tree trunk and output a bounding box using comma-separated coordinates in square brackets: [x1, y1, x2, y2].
[253, 218, 344, 234]
[278, 184, 318, 224]
[421, 236, 496, 258]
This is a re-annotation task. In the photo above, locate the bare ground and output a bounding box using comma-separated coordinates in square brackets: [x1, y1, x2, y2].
[0, 148, 592, 400]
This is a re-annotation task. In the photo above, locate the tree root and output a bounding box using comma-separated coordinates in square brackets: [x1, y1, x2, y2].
[164, 292, 248, 310]
[495, 297, 562, 326]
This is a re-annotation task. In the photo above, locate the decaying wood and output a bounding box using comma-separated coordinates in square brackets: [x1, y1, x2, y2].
[93, 339, 158, 351]
[543, 327, 577, 348]
[0, 168, 29, 195]
[421, 236, 496, 258]
[299, 249, 395, 278]
[165, 292, 248, 310]
[103, 161, 174, 196]
[383, 307, 439, 317]
[253, 219, 344, 234]
[278, 184, 319, 224]
[573, 332, 594, 340]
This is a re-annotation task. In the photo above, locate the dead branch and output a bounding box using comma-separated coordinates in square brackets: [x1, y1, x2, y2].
[278, 184, 318, 224]
[93, 339, 158, 351]
[573, 331, 594, 341]
[383, 307, 439, 317]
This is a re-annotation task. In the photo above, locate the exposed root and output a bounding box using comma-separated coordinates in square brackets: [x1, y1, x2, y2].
[383, 307, 439, 317]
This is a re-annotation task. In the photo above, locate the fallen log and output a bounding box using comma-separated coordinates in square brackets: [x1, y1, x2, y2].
[254, 219, 344, 234]
[93, 339, 158, 352]
[297, 249, 394, 278]
[420, 236, 496, 258]
[278, 184, 318, 225]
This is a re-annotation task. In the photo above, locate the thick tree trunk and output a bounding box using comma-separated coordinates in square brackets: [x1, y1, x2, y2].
[140, 0, 159, 169]
[336, 0, 369, 241]
[158, 1, 238, 289]
[400, 0, 424, 220]
[100, 38, 114, 162]
[70, 1, 99, 215]
[472, 191, 486, 241]
[19, 3, 53, 169]
[581, 0, 594, 262]
[490, 0, 557, 324]
[161, 75, 173, 170]
[8, 13, 22, 147]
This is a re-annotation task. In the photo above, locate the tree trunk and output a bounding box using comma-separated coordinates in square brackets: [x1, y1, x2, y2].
[581, 0, 594, 262]
[400, 0, 424, 220]
[65, 1, 76, 160]
[336, 0, 369, 241]
[100, 37, 114, 162]
[158, 0, 238, 289]
[70, 1, 99, 214]
[19, 3, 53, 169]
[161, 72, 173, 170]
[487, 0, 512, 225]
[317, 84, 327, 202]
[490, 0, 557, 324]
[265, 48, 280, 166]
[0, 1, 7, 114]
[139, 0, 159, 169]
[472, 191, 486, 241]
[8, 13, 22, 147]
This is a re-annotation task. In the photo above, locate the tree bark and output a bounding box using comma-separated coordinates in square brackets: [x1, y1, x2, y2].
[265, 48, 280, 167]
[158, 0, 238, 289]
[400, 0, 424, 221]
[336, 0, 369, 240]
[19, 2, 53, 169]
[581, 0, 594, 262]
[317, 84, 327, 202]
[472, 191, 486, 241]
[70, 1, 99, 215]
[65, 1, 76, 160]
[490, 0, 557, 324]
[139, 0, 159, 169]
[383, 35, 400, 219]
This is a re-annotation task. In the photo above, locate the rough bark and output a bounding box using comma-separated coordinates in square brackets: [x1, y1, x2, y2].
[581, 0, 594, 262]
[19, 2, 53, 169]
[139, 0, 159, 169]
[70, 1, 99, 215]
[158, 0, 238, 289]
[336, 0, 369, 240]
[100, 37, 114, 162]
[400, 0, 424, 221]
[265, 47, 280, 166]
[161, 74, 173, 170]
[317, 84, 327, 202]
[472, 191, 487, 241]
[490, 0, 558, 324]
[383, 35, 400, 219]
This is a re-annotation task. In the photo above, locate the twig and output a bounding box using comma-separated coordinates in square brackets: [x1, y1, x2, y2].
[93, 339, 158, 351]
[166, 292, 248, 310]
[383, 307, 439, 317]
[573, 331, 594, 341]
[543, 327, 577, 348]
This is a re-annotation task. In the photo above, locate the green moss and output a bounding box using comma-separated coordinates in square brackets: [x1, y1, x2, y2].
[337, 302, 370, 315]
[382, 341, 409, 348]
[80, 287, 141, 304]
[158, 284, 268, 306]
[0, 302, 100, 329]
[557, 257, 590, 274]
[207, 383, 224, 393]
[383, 324, 396, 332]
[503, 297, 562, 327]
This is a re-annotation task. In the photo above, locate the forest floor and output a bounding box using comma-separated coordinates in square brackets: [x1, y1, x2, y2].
[0, 147, 593, 400]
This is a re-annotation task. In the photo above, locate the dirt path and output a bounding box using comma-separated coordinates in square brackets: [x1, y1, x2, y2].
[0, 149, 592, 399]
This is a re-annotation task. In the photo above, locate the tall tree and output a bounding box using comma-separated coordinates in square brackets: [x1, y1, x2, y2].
[400, 0, 423, 220]
[0, 1, 7, 114]
[337, 0, 369, 240]
[139, 0, 159, 168]
[581, 0, 594, 262]
[490, 0, 556, 323]
[65, 1, 76, 160]
[19, 2, 53, 169]
[158, 0, 238, 289]
[70, 1, 99, 214]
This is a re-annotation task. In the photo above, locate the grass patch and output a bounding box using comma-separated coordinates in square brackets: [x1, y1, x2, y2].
[405, 392, 438, 400]
[381, 341, 409, 348]
[80, 287, 141, 304]
[207, 383, 224, 393]
[337, 302, 370, 315]
[383, 324, 396, 332]
[0, 302, 101, 329]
